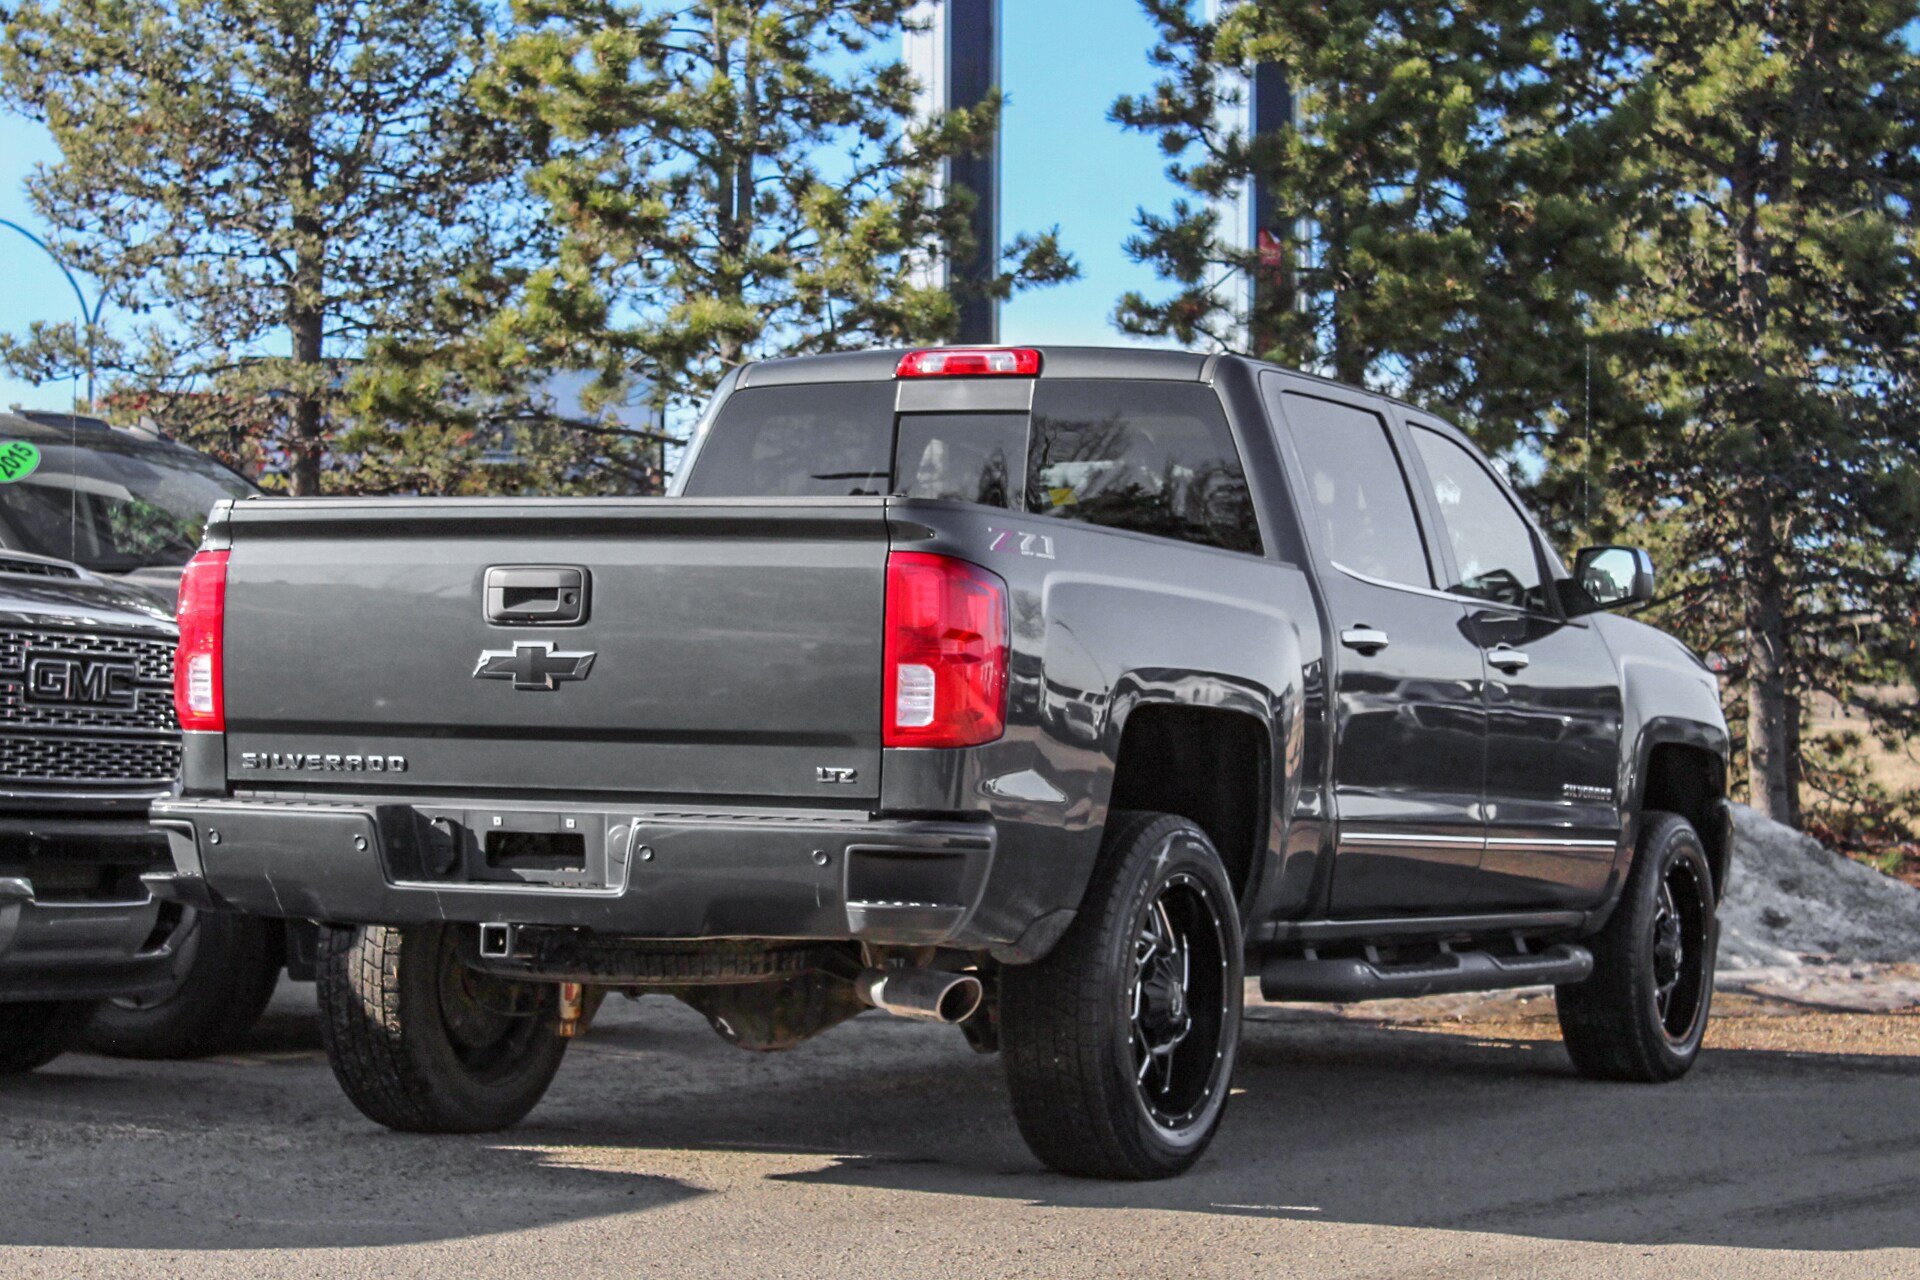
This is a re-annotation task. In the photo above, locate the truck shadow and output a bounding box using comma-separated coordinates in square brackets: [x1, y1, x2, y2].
[0, 992, 705, 1252]
[584, 1007, 1920, 1255]
[1, 998, 1915, 1254]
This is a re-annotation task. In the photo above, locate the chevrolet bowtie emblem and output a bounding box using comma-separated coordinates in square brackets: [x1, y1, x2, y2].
[473, 641, 597, 691]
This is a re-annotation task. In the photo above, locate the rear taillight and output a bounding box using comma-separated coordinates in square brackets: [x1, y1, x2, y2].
[895, 347, 1041, 378]
[174, 549, 229, 732]
[883, 552, 1009, 748]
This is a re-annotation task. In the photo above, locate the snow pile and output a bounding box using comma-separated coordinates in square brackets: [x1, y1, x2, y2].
[1718, 804, 1920, 968]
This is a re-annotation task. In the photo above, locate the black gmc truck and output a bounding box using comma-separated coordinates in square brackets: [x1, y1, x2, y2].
[149, 348, 1730, 1179]
[0, 409, 263, 1071]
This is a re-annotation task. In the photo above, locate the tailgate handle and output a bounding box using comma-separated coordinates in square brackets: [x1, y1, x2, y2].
[485, 566, 588, 626]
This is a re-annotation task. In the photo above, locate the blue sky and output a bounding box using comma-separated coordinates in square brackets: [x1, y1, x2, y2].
[0, 0, 1185, 415]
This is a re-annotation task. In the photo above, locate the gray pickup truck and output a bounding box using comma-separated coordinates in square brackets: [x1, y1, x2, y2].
[151, 347, 1730, 1179]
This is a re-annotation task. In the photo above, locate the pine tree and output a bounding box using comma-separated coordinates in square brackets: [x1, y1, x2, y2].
[0, 0, 530, 493]
[1583, 0, 1920, 828]
[370, 0, 1075, 447]
[1113, 0, 1632, 452]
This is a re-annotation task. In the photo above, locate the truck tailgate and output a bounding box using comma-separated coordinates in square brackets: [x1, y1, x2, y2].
[218, 498, 888, 801]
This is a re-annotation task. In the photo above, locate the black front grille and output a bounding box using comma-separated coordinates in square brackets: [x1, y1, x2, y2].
[0, 557, 80, 579]
[0, 627, 180, 786]
[0, 628, 174, 686]
[0, 735, 181, 785]
[0, 682, 177, 732]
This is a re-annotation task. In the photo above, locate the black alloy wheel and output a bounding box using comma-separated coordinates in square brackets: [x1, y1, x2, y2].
[1129, 871, 1233, 1131]
[1558, 811, 1717, 1082]
[1002, 811, 1244, 1179]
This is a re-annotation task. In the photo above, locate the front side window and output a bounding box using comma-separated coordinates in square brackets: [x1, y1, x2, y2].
[1279, 392, 1431, 587]
[1025, 381, 1260, 553]
[1410, 425, 1549, 611]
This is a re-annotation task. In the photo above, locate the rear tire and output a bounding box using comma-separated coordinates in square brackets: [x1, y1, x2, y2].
[1001, 811, 1243, 1180]
[1557, 811, 1716, 1082]
[317, 922, 566, 1133]
[85, 911, 283, 1059]
[0, 1001, 93, 1075]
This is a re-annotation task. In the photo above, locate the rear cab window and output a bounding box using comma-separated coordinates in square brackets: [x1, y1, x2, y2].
[679, 383, 896, 497]
[683, 376, 1262, 556]
[1026, 381, 1259, 554]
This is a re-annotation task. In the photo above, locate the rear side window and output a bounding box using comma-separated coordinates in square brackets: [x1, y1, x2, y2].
[681, 383, 896, 497]
[1025, 381, 1260, 554]
[1280, 392, 1431, 587]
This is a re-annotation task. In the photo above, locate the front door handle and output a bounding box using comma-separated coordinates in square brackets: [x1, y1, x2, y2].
[1340, 625, 1390, 654]
[1488, 644, 1531, 673]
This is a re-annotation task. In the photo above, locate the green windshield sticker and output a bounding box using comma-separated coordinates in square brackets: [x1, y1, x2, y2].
[0, 441, 40, 483]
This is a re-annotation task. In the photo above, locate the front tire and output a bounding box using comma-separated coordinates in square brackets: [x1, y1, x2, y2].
[85, 911, 283, 1059]
[1557, 811, 1717, 1082]
[317, 923, 566, 1132]
[0, 1001, 93, 1075]
[1001, 811, 1243, 1180]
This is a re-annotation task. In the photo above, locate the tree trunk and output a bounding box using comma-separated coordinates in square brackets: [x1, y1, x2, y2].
[285, 20, 325, 497]
[1743, 489, 1800, 827]
[289, 303, 324, 496]
[1326, 203, 1364, 386]
[1724, 135, 1801, 827]
[710, 12, 753, 374]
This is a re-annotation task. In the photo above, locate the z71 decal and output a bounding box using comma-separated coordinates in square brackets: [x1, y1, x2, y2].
[987, 529, 1055, 560]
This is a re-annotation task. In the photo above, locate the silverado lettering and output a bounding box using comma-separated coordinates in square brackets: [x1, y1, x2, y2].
[238, 752, 407, 772]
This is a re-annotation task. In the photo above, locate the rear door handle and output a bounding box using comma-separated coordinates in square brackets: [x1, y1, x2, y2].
[1340, 626, 1390, 653]
[1488, 644, 1530, 673]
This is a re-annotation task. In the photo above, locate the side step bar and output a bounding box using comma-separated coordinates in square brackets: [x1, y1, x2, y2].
[1260, 943, 1594, 1003]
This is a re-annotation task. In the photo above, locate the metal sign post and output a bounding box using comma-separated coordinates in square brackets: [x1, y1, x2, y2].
[906, 0, 1001, 344]
[1203, 1, 1293, 356]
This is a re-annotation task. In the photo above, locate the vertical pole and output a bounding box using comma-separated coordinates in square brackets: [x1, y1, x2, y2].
[1204, 10, 1254, 354]
[1247, 61, 1294, 357]
[1202, 4, 1292, 356]
[906, 0, 1001, 344]
[905, 1, 950, 299]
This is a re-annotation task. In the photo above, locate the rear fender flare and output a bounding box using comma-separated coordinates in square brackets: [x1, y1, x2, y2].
[1096, 667, 1293, 916]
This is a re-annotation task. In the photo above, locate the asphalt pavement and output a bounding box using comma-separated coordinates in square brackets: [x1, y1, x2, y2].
[2, 984, 1916, 1279]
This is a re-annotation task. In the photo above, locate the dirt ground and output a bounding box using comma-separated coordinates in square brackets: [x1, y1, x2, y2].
[2, 980, 1916, 1280]
[1318, 985, 1920, 1058]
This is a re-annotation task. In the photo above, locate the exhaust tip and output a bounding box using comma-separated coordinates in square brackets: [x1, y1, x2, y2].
[857, 967, 983, 1024]
[933, 974, 984, 1024]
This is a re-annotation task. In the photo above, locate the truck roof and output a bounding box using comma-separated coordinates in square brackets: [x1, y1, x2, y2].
[733, 346, 1453, 429]
[739, 345, 1214, 387]
[0, 408, 183, 452]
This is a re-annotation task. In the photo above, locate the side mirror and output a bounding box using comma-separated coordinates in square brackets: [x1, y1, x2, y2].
[1559, 546, 1655, 616]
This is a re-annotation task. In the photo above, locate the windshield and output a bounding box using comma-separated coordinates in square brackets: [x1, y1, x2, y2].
[0, 433, 256, 572]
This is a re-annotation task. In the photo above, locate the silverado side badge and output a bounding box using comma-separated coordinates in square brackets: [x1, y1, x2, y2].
[473, 641, 597, 691]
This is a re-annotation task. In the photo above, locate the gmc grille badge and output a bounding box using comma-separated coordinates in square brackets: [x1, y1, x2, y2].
[24, 655, 138, 708]
[473, 641, 597, 691]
